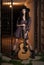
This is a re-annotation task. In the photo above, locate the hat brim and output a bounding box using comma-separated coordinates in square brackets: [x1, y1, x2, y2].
[20, 5, 30, 12]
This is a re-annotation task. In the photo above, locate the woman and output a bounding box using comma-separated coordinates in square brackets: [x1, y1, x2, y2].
[13, 6, 32, 55]
[15, 6, 31, 49]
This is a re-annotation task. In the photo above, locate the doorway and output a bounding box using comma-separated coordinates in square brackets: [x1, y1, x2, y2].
[1, 4, 26, 57]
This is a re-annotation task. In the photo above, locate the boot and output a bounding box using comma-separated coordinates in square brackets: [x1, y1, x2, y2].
[30, 50, 35, 59]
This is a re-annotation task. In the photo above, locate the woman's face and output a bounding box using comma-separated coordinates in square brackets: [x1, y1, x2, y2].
[22, 9, 26, 14]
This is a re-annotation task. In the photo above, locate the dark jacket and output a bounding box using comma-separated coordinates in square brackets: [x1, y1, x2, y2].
[15, 17, 31, 39]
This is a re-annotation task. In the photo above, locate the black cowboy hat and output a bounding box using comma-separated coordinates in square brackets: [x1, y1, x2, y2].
[21, 5, 30, 12]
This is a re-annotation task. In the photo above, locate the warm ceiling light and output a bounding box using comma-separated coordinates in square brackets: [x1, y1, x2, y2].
[2, 2, 24, 6]
[13, 2, 24, 5]
[2, 2, 11, 5]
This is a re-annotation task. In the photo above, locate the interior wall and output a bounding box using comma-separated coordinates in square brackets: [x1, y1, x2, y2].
[25, 1, 34, 48]
[2, 0, 35, 49]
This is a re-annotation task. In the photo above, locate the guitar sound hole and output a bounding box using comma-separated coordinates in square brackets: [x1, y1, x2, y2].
[22, 52, 26, 54]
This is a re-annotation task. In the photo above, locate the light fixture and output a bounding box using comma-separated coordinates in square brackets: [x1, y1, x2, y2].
[9, 4, 12, 8]
[2, 2, 24, 6]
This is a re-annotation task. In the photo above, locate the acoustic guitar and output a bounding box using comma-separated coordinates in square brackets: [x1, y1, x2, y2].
[17, 24, 30, 60]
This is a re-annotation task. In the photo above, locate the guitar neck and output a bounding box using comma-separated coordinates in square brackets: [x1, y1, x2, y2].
[24, 31, 28, 46]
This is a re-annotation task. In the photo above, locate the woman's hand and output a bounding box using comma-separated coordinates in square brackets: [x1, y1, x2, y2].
[22, 24, 26, 27]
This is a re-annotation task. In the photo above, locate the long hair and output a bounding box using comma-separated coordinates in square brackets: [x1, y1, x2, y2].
[18, 6, 30, 23]
[26, 11, 30, 20]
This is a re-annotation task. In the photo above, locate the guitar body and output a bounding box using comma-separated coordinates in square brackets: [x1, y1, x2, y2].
[18, 43, 30, 60]
[17, 24, 30, 60]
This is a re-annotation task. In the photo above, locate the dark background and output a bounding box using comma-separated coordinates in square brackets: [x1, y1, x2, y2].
[1, 5, 23, 37]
